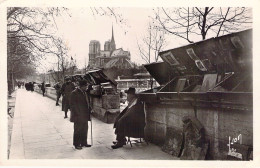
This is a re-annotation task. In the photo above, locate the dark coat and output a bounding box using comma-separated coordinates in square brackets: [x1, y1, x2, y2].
[41, 83, 45, 91]
[114, 98, 145, 138]
[25, 83, 29, 91]
[70, 88, 91, 123]
[54, 83, 62, 95]
[61, 82, 75, 112]
[29, 82, 34, 91]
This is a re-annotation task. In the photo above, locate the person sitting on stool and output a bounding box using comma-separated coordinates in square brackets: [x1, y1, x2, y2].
[111, 87, 145, 149]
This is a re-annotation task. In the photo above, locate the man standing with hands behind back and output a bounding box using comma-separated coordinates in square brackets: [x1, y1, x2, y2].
[70, 80, 92, 150]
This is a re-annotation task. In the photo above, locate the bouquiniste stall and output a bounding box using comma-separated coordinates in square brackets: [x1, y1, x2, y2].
[83, 69, 120, 124]
[139, 29, 253, 160]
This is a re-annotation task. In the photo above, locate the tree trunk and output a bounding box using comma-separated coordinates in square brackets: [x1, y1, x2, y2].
[201, 7, 209, 40]
[57, 57, 60, 81]
[11, 66, 15, 92]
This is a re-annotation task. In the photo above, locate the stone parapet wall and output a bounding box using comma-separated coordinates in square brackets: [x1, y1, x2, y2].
[91, 95, 120, 123]
[34, 87, 61, 103]
[195, 106, 252, 160]
[144, 100, 253, 160]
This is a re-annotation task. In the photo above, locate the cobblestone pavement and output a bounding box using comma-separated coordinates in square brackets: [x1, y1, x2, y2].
[9, 89, 177, 160]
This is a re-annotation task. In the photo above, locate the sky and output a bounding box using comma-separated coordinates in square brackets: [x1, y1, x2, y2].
[47, 8, 184, 70]
[8, 7, 252, 73]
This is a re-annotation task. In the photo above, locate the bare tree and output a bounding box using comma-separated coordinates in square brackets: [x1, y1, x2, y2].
[7, 7, 126, 91]
[7, 35, 37, 90]
[7, 7, 69, 90]
[90, 7, 129, 33]
[137, 22, 167, 64]
[153, 7, 252, 43]
[7, 7, 67, 55]
[137, 22, 167, 88]
[47, 37, 77, 83]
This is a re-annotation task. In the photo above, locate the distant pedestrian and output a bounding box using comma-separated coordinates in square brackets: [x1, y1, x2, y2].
[61, 77, 75, 119]
[70, 80, 91, 150]
[29, 82, 34, 92]
[25, 83, 29, 91]
[54, 80, 62, 106]
[41, 82, 46, 96]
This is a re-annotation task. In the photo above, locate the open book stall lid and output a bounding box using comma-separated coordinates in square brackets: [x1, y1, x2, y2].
[69, 69, 117, 86]
[144, 29, 252, 87]
[83, 69, 117, 86]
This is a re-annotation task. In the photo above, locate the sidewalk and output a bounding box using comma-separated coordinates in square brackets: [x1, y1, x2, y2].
[9, 89, 177, 160]
[8, 90, 17, 158]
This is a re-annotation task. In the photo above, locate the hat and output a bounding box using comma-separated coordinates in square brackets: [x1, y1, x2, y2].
[65, 76, 70, 81]
[125, 87, 136, 95]
[78, 80, 87, 87]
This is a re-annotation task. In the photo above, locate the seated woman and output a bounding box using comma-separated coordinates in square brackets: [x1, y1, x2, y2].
[111, 87, 145, 149]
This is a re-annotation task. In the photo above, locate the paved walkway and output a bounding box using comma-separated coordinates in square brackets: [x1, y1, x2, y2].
[9, 89, 176, 160]
[8, 91, 17, 158]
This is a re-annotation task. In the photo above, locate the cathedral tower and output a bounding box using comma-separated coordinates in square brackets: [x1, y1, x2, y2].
[89, 40, 100, 68]
[104, 25, 116, 52]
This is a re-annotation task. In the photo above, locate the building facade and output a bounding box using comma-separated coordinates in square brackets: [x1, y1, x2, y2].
[88, 26, 133, 69]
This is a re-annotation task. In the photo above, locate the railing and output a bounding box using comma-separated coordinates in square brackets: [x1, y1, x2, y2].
[34, 87, 61, 102]
[115, 78, 158, 92]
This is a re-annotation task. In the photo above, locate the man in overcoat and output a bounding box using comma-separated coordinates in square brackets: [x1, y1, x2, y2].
[53, 80, 62, 106]
[111, 87, 145, 149]
[70, 80, 92, 150]
[41, 82, 45, 96]
[61, 77, 75, 118]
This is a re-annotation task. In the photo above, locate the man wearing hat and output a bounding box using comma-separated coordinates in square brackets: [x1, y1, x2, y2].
[70, 80, 92, 150]
[111, 87, 145, 149]
[61, 77, 75, 118]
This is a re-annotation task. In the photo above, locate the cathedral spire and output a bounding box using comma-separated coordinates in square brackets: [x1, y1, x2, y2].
[111, 24, 115, 42]
[110, 24, 116, 51]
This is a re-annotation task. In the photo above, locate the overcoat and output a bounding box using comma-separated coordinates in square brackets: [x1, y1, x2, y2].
[114, 98, 145, 138]
[54, 83, 62, 95]
[70, 88, 91, 123]
[41, 83, 45, 92]
[61, 82, 75, 112]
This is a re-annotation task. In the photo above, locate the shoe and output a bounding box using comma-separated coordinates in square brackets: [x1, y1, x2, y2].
[112, 141, 126, 145]
[82, 144, 91, 147]
[64, 116, 68, 119]
[112, 141, 117, 145]
[111, 142, 124, 149]
[75, 146, 82, 150]
[56, 104, 60, 106]
[112, 140, 126, 145]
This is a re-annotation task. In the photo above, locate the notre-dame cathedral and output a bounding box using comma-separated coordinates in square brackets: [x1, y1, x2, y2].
[88, 26, 134, 69]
